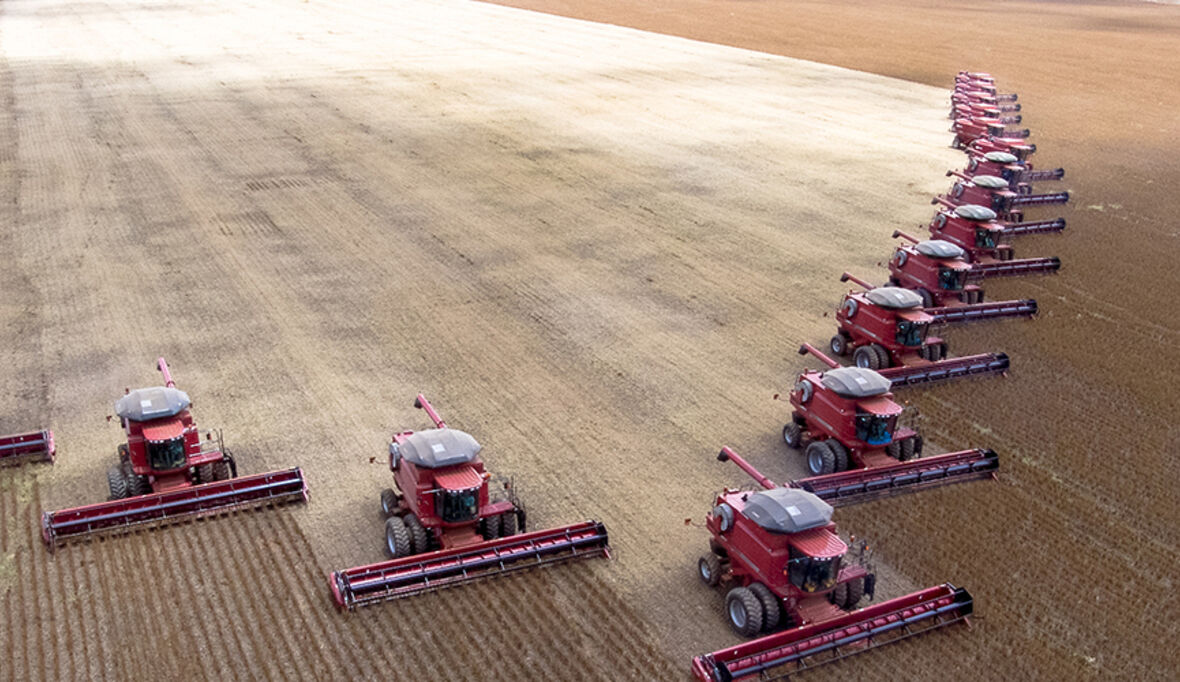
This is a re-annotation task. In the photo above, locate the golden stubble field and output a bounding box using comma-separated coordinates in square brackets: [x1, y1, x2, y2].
[2, 0, 1177, 679]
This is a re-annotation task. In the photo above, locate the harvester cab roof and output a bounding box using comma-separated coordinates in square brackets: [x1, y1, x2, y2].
[392, 428, 482, 469]
[914, 239, 967, 260]
[114, 386, 191, 422]
[863, 286, 923, 310]
[819, 367, 892, 399]
[742, 487, 833, 534]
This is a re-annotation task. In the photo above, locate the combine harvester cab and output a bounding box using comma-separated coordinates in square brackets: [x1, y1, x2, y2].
[830, 273, 1028, 372]
[41, 358, 308, 550]
[1, 429, 56, 467]
[929, 201, 1065, 269]
[329, 394, 610, 610]
[691, 448, 976, 680]
[939, 171, 1069, 223]
[782, 343, 1003, 478]
[966, 150, 1065, 187]
[889, 230, 1059, 306]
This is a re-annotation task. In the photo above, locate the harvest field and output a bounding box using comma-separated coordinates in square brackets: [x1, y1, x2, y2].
[2, 0, 1178, 679]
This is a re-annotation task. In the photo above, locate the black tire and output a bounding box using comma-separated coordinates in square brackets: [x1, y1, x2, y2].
[900, 437, 918, 462]
[404, 514, 429, 555]
[829, 335, 849, 357]
[725, 587, 764, 638]
[500, 511, 517, 537]
[805, 441, 836, 476]
[853, 346, 880, 370]
[844, 577, 865, 610]
[127, 474, 150, 497]
[917, 288, 934, 308]
[197, 463, 215, 484]
[826, 440, 850, 472]
[481, 513, 501, 541]
[782, 423, 802, 449]
[830, 581, 848, 607]
[871, 344, 891, 369]
[748, 583, 781, 632]
[380, 488, 399, 518]
[384, 516, 412, 558]
[107, 467, 128, 501]
[212, 459, 231, 481]
[699, 554, 722, 587]
[885, 441, 902, 459]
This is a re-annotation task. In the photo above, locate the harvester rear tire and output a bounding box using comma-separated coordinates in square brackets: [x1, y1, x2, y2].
[725, 587, 764, 638]
[213, 459, 231, 481]
[197, 463, 215, 484]
[805, 441, 836, 476]
[826, 441, 849, 472]
[107, 467, 128, 500]
[380, 488, 399, 518]
[699, 554, 722, 587]
[830, 582, 848, 608]
[127, 475, 150, 497]
[500, 512, 517, 537]
[748, 583, 781, 632]
[384, 516, 412, 558]
[829, 335, 849, 357]
[782, 423, 802, 449]
[404, 514, 429, 555]
[481, 514, 501, 541]
[852, 346, 880, 370]
[844, 577, 865, 609]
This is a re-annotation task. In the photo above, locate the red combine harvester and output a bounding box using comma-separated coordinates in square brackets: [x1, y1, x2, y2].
[691, 448, 975, 681]
[929, 200, 1066, 265]
[965, 149, 1064, 189]
[937, 171, 1069, 223]
[40, 358, 308, 549]
[831, 273, 1033, 371]
[967, 136, 1035, 163]
[783, 343, 1002, 478]
[951, 116, 1030, 151]
[888, 232, 1059, 307]
[951, 101, 1022, 126]
[1, 429, 56, 467]
[328, 394, 610, 610]
[951, 91, 1020, 119]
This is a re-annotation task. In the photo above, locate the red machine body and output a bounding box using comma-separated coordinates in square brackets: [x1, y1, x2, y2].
[831, 273, 1033, 370]
[40, 358, 308, 549]
[951, 115, 1030, 151]
[967, 136, 1035, 160]
[0, 429, 55, 467]
[328, 394, 610, 609]
[692, 448, 975, 680]
[888, 230, 1060, 306]
[965, 149, 1064, 188]
[929, 200, 1065, 271]
[937, 171, 1069, 223]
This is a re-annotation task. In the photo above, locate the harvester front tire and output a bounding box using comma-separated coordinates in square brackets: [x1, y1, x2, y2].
[829, 335, 849, 357]
[127, 475, 150, 497]
[844, 577, 865, 609]
[826, 440, 849, 472]
[853, 346, 881, 370]
[725, 587, 764, 638]
[900, 437, 918, 462]
[748, 583, 781, 632]
[782, 423, 802, 449]
[805, 441, 836, 477]
[384, 516, 412, 558]
[404, 514, 429, 554]
[699, 554, 722, 587]
[380, 488, 399, 518]
[481, 514, 501, 541]
[213, 459, 231, 481]
[107, 467, 128, 500]
[500, 511, 517, 537]
[830, 582, 848, 608]
[197, 463, 215, 484]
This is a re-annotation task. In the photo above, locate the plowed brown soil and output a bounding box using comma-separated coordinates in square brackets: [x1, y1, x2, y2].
[2, 0, 1177, 680]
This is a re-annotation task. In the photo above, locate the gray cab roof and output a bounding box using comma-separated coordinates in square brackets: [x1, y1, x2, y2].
[972, 174, 1009, 189]
[115, 387, 191, 422]
[865, 286, 923, 310]
[400, 428, 481, 468]
[745, 488, 833, 534]
[953, 204, 998, 222]
[915, 239, 966, 260]
[821, 367, 893, 399]
[984, 151, 1018, 164]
